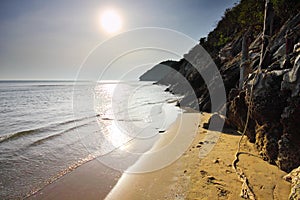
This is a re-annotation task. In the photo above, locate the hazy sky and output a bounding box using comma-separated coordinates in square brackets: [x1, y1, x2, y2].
[0, 0, 238, 80]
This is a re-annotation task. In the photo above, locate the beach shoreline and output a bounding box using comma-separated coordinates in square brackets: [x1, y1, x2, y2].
[28, 110, 200, 200]
[105, 113, 291, 199]
[27, 157, 121, 200]
[29, 112, 291, 200]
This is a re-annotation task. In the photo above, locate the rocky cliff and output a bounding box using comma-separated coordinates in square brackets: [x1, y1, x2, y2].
[140, 1, 300, 173]
[139, 60, 177, 82]
[226, 13, 300, 172]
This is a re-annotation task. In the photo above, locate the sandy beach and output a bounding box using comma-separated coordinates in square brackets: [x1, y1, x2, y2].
[28, 159, 121, 200]
[2, 0, 300, 199]
[29, 112, 291, 199]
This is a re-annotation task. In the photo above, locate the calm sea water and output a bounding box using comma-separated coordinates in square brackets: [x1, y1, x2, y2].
[0, 81, 181, 199]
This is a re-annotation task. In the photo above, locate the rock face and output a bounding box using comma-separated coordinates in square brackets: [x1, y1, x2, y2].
[284, 166, 300, 200]
[278, 54, 300, 171]
[227, 14, 300, 172]
[139, 60, 177, 82]
[140, 12, 300, 172]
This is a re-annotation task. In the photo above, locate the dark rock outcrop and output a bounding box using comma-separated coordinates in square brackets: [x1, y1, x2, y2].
[140, 6, 300, 172]
[222, 13, 300, 172]
[284, 166, 300, 199]
[227, 14, 300, 172]
[278, 54, 300, 171]
[139, 60, 178, 81]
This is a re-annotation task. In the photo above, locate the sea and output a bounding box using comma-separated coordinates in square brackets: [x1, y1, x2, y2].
[0, 80, 182, 199]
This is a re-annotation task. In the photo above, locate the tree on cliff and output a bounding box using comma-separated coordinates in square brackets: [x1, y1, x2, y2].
[202, 0, 299, 59]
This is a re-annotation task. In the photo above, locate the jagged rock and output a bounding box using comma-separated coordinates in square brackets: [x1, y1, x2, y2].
[255, 123, 281, 163]
[139, 60, 177, 81]
[284, 166, 300, 200]
[277, 133, 300, 172]
[226, 89, 256, 142]
[268, 60, 281, 71]
[273, 43, 286, 60]
[203, 113, 229, 131]
[228, 56, 299, 168]
[245, 70, 287, 124]
[218, 34, 243, 62]
[249, 33, 262, 54]
[139, 8, 300, 173]
[294, 42, 300, 53]
[277, 54, 300, 172]
[235, 66, 300, 167]
[219, 44, 233, 62]
[282, 55, 300, 95]
[270, 13, 300, 56]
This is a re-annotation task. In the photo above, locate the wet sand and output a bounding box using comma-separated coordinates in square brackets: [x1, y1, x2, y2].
[28, 111, 200, 200]
[29, 113, 291, 199]
[105, 113, 291, 200]
[28, 160, 121, 200]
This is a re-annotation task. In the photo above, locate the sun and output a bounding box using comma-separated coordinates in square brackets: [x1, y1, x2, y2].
[100, 9, 122, 34]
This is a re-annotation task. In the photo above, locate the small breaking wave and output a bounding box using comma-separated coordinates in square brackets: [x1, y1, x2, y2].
[0, 115, 97, 144]
[29, 123, 89, 147]
[0, 128, 41, 143]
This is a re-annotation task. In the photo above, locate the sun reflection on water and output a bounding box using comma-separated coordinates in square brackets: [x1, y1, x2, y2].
[105, 120, 131, 150]
[94, 83, 133, 151]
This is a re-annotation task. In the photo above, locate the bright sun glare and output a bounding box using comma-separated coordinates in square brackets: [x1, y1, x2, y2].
[100, 9, 122, 33]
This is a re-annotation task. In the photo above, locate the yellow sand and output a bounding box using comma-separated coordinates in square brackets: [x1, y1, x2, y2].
[30, 112, 291, 199]
[105, 113, 290, 200]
